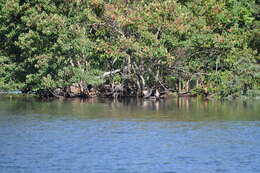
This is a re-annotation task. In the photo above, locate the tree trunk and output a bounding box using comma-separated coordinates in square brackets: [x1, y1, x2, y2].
[178, 80, 182, 93]
[127, 54, 131, 74]
[186, 80, 190, 92]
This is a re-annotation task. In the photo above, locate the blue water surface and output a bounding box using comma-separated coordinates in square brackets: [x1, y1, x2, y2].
[0, 97, 260, 173]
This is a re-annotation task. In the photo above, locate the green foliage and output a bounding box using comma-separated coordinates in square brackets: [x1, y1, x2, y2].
[0, 0, 259, 98]
[70, 68, 104, 86]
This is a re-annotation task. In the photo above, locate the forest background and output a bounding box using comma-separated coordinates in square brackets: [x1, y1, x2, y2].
[0, 0, 259, 98]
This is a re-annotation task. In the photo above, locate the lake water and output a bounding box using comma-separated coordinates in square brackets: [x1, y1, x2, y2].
[0, 96, 260, 173]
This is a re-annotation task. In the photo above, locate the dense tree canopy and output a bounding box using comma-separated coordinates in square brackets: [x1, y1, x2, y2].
[0, 0, 259, 98]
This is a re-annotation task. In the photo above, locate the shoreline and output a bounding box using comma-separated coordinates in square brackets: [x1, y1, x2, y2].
[1, 92, 259, 101]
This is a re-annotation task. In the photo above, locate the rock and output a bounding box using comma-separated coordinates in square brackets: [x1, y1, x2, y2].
[143, 89, 152, 98]
[89, 88, 98, 97]
[53, 88, 63, 96]
[66, 85, 81, 97]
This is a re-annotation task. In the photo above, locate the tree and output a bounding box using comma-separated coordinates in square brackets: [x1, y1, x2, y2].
[0, 0, 259, 98]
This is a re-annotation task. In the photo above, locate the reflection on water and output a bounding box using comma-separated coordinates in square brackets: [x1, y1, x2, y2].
[0, 97, 259, 121]
[0, 97, 260, 173]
